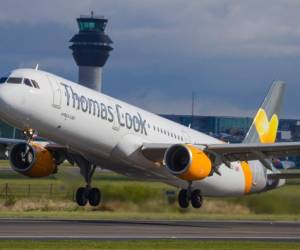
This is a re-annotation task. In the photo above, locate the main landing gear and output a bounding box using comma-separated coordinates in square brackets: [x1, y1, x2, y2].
[178, 182, 203, 209]
[73, 156, 101, 207]
[76, 186, 101, 207]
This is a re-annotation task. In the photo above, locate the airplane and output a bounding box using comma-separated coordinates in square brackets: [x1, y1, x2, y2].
[1, 68, 300, 209]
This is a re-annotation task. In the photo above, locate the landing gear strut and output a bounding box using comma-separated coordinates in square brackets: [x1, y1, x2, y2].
[178, 182, 203, 209]
[73, 155, 101, 207]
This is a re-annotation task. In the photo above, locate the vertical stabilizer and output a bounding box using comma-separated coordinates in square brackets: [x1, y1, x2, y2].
[243, 81, 285, 144]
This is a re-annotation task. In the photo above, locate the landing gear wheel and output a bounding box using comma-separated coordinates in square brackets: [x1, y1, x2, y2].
[76, 187, 88, 206]
[178, 189, 189, 208]
[26, 151, 34, 164]
[89, 188, 101, 206]
[191, 189, 203, 208]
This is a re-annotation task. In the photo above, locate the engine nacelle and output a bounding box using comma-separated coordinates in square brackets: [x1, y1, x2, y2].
[164, 144, 212, 181]
[9, 143, 57, 178]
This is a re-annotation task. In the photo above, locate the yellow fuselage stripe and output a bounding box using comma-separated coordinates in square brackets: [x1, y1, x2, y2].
[240, 161, 253, 194]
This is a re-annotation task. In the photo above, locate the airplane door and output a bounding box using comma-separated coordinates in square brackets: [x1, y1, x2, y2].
[112, 111, 120, 131]
[47, 76, 62, 109]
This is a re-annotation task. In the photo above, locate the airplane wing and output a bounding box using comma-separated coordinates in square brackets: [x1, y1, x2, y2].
[141, 142, 300, 171]
[0, 138, 26, 158]
[0, 138, 25, 146]
[0, 138, 72, 163]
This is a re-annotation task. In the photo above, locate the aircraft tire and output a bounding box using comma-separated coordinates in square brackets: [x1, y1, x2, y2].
[191, 189, 203, 208]
[178, 189, 189, 208]
[76, 187, 88, 206]
[88, 188, 101, 206]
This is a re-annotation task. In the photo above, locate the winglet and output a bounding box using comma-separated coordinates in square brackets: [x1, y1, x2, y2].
[243, 81, 285, 144]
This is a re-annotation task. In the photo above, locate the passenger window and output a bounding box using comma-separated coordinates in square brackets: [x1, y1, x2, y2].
[31, 80, 40, 89]
[7, 77, 22, 84]
[24, 78, 33, 87]
[0, 77, 7, 84]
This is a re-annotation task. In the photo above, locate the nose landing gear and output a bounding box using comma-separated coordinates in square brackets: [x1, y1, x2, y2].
[23, 128, 35, 142]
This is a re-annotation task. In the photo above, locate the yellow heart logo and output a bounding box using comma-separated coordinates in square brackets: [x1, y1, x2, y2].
[254, 108, 278, 143]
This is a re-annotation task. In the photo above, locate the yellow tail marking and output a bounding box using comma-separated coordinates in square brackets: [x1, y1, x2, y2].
[241, 161, 253, 194]
[254, 108, 278, 143]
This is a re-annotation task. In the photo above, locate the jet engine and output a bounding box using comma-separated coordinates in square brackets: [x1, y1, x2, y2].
[164, 144, 212, 181]
[9, 142, 57, 178]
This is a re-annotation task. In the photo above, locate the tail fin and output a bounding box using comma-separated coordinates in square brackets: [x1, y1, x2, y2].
[243, 81, 285, 144]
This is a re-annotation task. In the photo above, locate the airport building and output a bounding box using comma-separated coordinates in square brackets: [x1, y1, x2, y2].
[161, 114, 299, 143]
[1, 115, 298, 142]
[1, 114, 300, 164]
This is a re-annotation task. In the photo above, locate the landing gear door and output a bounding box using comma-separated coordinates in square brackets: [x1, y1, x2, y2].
[47, 76, 62, 109]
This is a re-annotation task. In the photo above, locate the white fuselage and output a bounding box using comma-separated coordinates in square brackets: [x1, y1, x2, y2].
[0, 69, 281, 197]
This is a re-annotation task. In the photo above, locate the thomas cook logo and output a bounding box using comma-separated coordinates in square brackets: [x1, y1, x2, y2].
[254, 108, 278, 143]
[60, 83, 148, 135]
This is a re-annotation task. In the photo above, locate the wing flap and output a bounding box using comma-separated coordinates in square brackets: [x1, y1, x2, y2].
[205, 142, 300, 162]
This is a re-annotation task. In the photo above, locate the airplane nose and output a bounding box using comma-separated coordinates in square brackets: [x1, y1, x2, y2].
[0, 84, 14, 115]
[0, 85, 8, 112]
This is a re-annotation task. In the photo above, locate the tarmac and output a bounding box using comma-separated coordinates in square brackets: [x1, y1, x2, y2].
[0, 218, 299, 241]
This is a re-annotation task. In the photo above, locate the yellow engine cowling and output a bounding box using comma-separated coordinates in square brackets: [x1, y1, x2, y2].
[9, 142, 57, 178]
[164, 144, 212, 181]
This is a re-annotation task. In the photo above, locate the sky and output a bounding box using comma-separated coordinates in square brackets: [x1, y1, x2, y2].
[1, 0, 300, 118]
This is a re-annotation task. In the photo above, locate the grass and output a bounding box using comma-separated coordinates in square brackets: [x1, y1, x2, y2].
[1, 210, 300, 221]
[228, 186, 300, 214]
[1, 160, 300, 220]
[0, 240, 300, 250]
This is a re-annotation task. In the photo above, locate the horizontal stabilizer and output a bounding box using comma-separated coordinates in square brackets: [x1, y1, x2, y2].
[268, 172, 300, 179]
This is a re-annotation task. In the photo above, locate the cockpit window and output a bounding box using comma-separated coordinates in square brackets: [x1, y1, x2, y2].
[0, 77, 7, 84]
[24, 78, 33, 87]
[31, 80, 40, 89]
[7, 77, 23, 84]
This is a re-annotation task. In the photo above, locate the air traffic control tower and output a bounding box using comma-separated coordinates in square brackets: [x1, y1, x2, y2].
[69, 13, 113, 92]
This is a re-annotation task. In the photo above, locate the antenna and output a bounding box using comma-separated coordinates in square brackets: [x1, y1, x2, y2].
[191, 92, 195, 128]
[35, 64, 39, 70]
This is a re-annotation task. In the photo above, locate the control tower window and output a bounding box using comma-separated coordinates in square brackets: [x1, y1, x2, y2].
[79, 21, 105, 32]
[0, 77, 8, 84]
[24, 78, 33, 87]
[79, 21, 95, 31]
[7, 77, 22, 84]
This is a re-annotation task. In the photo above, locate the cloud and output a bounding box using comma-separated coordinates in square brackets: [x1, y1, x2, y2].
[1, 1, 300, 119]
[1, 1, 300, 57]
[123, 88, 254, 117]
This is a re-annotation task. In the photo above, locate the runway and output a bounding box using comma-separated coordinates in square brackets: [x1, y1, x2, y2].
[0, 219, 299, 240]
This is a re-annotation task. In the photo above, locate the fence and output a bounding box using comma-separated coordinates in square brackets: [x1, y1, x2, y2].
[0, 183, 177, 204]
[0, 183, 76, 200]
